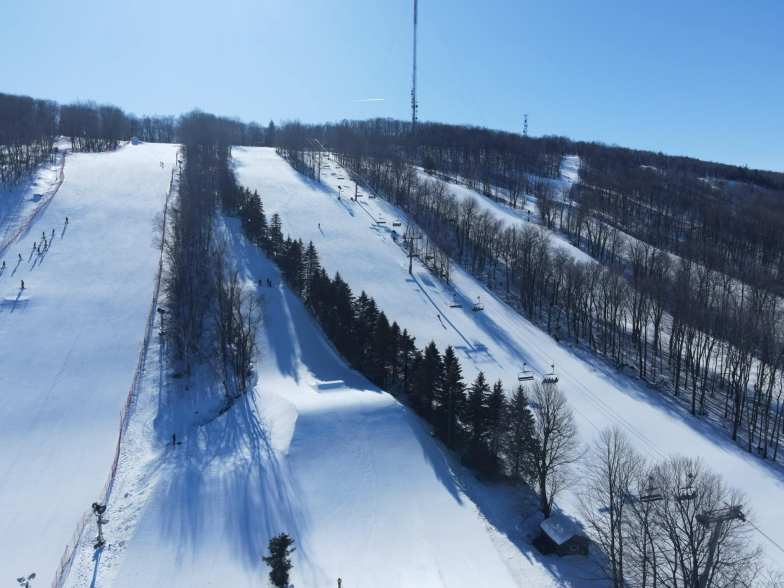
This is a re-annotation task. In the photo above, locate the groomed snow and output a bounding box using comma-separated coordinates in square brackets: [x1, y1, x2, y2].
[233, 147, 784, 573]
[0, 142, 177, 580]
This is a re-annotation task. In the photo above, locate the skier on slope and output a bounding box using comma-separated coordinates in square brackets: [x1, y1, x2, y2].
[20, 279, 24, 289]
[18, 253, 22, 262]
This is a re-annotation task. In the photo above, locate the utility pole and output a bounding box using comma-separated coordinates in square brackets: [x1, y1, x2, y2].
[523, 114, 528, 137]
[696, 505, 745, 588]
[411, 0, 419, 134]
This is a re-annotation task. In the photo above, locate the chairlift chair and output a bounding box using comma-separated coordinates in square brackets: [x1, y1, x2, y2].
[639, 476, 664, 503]
[471, 296, 484, 312]
[392, 220, 402, 227]
[639, 488, 664, 503]
[448, 293, 462, 308]
[676, 472, 696, 502]
[376, 217, 387, 224]
[542, 364, 559, 385]
[517, 363, 535, 383]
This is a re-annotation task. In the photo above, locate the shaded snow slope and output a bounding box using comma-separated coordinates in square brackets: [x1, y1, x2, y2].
[233, 147, 784, 572]
[0, 143, 177, 579]
[66, 214, 572, 587]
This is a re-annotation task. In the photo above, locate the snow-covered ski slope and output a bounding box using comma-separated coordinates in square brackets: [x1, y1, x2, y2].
[66, 214, 574, 587]
[415, 161, 593, 264]
[0, 142, 177, 579]
[234, 147, 784, 572]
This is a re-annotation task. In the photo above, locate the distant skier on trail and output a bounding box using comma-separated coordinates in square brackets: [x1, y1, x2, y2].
[172, 433, 176, 447]
[20, 279, 24, 289]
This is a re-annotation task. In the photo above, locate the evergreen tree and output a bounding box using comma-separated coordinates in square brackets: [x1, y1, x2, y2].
[281, 239, 305, 294]
[329, 272, 355, 355]
[486, 380, 508, 469]
[398, 329, 417, 395]
[303, 241, 321, 302]
[466, 371, 491, 445]
[268, 213, 284, 257]
[503, 386, 537, 481]
[434, 346, 465, 448]
[388, 321, 402, 383]
[239, 189, 266, 244]
[262, 533, 295, 588]
[353, 291, 379, 369]
[370, 312, 394, 387]
[412, 341, 442, 417]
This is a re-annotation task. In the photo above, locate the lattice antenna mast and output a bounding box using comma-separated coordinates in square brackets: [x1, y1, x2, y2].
[411, 0, 419, 133]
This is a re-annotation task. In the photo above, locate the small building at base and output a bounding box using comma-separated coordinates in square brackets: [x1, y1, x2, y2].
[534, 513, 589, 557]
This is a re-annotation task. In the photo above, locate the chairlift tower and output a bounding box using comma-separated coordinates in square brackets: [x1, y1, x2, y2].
[696, 505, 745, 588]
[404, 223, 421, 275]
[523, 114, 528, 137]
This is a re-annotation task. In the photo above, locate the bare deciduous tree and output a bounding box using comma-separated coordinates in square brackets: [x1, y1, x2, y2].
[530, 382, 579, 517]
[580, 428, 641, 587]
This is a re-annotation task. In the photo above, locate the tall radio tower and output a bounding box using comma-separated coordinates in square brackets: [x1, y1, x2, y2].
[411, 0, 419, 133]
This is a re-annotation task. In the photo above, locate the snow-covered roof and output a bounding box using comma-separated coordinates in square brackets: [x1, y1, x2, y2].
[540, 514, 580, 546]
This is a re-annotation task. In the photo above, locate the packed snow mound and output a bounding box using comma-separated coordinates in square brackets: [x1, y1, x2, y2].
[0, 142, 177, 579]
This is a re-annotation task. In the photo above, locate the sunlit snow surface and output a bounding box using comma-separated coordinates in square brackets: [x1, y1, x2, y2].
[0, 142, 177, 578]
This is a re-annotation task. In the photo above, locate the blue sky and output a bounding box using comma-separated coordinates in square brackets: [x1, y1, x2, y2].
[2, 0, 782, 171]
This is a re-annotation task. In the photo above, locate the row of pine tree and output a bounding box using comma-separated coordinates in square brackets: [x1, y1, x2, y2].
[224, 178, 540, 480]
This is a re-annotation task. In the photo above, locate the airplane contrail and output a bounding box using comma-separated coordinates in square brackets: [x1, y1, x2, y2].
[353, 98, 385, 103]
